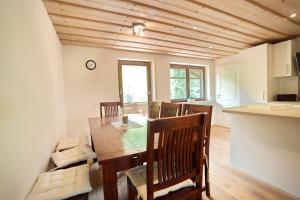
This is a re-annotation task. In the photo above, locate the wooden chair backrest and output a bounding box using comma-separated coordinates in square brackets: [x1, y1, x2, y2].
[100, 102, 121, 118]
[160, 102, 182, 118]
[182, 104, 213, 162]
[146, 114, 207, 200]
[149, 101, 161, 119]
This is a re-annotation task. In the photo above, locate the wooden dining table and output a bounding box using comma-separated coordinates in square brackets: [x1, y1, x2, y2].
[88, 114, 151, 200]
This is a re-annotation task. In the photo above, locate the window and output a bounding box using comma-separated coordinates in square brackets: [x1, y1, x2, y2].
[170, 64, 206, 101]
[122, 65, 148, 103]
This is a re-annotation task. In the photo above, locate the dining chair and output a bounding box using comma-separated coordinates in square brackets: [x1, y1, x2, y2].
[126, 113, 207, 200]
[123, 103, 136, 114]
[149, 101, 161, 119]
[135, 102, 148, 114]
[99, 101, 121, 118]
[160, 102, 182, 118]
[182, 104, 213, 197]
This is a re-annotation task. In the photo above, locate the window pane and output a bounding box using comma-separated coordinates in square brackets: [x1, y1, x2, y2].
[190, 79, 204, 99]
[122, 65, 148, 103]
[170, 68, 186, 78]
[190, 68, 203, 78]
[170, 79, 187, 99]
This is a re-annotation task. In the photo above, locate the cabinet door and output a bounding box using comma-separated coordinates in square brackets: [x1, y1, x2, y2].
[216, 64, 239, 107]
[273, 41, 292, 77]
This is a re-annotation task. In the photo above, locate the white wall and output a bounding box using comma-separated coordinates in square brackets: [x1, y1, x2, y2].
[0, 0, 66, 199]
[62, 45, 214, 137]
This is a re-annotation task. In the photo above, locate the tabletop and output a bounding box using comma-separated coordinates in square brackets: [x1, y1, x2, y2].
[88, 114, 151, 163]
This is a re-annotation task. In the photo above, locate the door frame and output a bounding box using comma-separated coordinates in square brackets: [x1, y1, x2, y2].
[118, 60, 152, 107]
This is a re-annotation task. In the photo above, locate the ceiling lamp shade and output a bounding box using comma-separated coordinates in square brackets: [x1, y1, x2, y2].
[132, 23, 145, 36]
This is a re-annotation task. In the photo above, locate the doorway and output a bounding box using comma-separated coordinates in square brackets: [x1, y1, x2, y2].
[118, 60, 152, 114]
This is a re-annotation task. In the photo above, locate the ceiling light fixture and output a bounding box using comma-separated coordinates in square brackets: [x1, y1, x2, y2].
[290, 13, 297, 18]
[132, 23, 145, 36]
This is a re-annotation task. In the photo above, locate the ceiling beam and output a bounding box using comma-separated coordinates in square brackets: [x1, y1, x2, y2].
[61, 39, 215, 59]
[49, 13, 243, 53]
[44, 0, 252, 47]
[54, 25, 229, 57]
[244, 0, 300, 27]
[185, 0, 289, 37]
[125, 0, 290, 40]
[58, 33, 221, 58]
[113, 0, 266, 41]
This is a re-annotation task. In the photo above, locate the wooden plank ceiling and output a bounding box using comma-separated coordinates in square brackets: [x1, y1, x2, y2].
[43, 0, 300, 60]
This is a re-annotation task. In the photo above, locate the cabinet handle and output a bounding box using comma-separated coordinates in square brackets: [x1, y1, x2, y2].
[262, 91, 265, 100]
[286, 64, 289, 74]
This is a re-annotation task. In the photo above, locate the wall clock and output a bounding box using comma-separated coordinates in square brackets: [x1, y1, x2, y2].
[86, 60, 96, 70]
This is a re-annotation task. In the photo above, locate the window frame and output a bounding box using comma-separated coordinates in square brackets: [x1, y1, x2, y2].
[170, 64, 206, 102]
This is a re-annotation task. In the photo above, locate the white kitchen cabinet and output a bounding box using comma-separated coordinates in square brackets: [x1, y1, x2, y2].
[273, 40, 299, 77]
[216, 63, 240, 107]
[215, 44, 274, 106]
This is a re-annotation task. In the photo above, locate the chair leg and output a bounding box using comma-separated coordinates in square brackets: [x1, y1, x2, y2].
[204, 159, 210, 197]
[91, 138, 97, 163]
[127, 177, 136, 200]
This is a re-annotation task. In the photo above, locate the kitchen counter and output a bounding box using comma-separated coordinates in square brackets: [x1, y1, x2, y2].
[223, 103, 300, 198]
[223, 103, 300, 119]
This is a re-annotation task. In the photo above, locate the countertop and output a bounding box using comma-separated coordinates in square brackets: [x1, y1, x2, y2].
[223, 103, 300, 119]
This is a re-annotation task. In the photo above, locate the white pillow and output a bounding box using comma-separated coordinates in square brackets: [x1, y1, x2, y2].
[26, 164, 92, 200]
[56, 136, 89, 151]
[51, 145, 96, 168]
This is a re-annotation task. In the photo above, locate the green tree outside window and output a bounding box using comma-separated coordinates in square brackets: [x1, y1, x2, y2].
[170, 65, 205, 101]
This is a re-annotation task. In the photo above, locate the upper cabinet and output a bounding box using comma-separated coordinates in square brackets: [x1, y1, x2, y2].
[272, 39, 299, 77]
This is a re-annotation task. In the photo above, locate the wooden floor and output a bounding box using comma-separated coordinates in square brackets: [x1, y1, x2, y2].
[88, 126, 297, 200]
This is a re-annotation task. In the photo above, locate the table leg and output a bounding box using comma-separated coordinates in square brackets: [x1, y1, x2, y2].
[102, 163, 118, 200]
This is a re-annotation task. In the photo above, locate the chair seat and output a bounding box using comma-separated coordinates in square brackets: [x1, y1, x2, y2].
[26, 164, 92, 200]
[51, 145, 96, 168]
[125, 165, 194, 200]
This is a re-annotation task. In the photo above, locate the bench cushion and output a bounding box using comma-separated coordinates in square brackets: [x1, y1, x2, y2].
[56, 136, 89, 151]
[26, 164, 92, 200]
[52, 145, 96, 168]
[125, 165, 194, 200]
